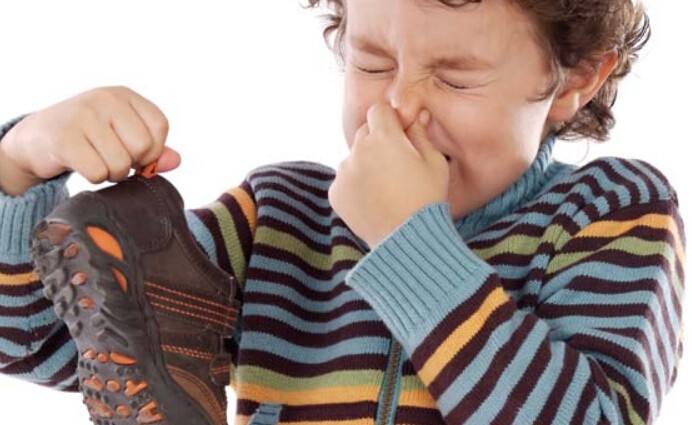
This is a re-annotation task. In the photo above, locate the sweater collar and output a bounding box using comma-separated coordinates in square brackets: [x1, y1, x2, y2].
[453, 133, 558, 240]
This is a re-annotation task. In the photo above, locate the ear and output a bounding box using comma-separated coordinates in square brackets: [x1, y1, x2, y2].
[547, 50, 619, 125]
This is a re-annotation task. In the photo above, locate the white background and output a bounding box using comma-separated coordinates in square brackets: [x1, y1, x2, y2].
[0, 1, 689, 424]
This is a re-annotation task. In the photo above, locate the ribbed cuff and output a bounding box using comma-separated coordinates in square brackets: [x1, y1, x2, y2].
[345, 202, 498, 348]
[0, 173, 70, 264]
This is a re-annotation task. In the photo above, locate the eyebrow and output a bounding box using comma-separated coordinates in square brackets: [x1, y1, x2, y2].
[347, 35, 494, 71]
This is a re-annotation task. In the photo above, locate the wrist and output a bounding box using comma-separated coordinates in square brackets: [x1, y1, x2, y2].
[0, 129, 43, 196]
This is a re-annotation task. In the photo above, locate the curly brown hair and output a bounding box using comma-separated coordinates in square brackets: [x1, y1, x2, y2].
[303, 0, 650, 141]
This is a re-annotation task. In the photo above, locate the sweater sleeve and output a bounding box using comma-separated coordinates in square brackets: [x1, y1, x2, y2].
[345, 197, 685, 424]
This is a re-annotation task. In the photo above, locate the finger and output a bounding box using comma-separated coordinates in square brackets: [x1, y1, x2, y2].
[64, 137, 110, 184]
[126, 90, 170, 164]
[108, 99, 158, 166]
[84, 119, 134, 181]
[366, 102, 404, 136]
[405, 109, 441, 160]
[156, 146, 182, 172]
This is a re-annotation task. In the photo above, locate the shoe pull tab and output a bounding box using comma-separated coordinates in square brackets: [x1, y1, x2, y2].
[136, 161, 159, 178]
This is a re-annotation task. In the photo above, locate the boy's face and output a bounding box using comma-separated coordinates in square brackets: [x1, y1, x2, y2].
[342, 0, 560, 220]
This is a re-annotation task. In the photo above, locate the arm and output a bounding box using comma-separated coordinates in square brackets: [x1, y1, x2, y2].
[346, 197, 684, 424]
[1, 114, 259, 391]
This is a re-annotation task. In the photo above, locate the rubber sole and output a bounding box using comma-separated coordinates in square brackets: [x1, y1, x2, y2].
[30, 193, 212, 425]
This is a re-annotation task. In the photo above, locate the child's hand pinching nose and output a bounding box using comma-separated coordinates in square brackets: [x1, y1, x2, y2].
[328, 103, 450, 249]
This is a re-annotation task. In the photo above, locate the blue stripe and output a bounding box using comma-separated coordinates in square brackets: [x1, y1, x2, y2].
[437, 319, 516, 414]
[245, 281, 364, 313]
[242, 304, 381, 333]
[468, 317, 550, 423]
[185, 210, 218, 264]
[606, 158, 651, 204]
[241, 331, 389, 363]
[513, 342, 566, 425]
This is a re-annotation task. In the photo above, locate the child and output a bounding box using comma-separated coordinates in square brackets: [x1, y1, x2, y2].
[0, 0, 685, 424]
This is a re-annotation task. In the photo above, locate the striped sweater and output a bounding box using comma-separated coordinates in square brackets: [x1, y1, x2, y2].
[0, 115, 686, 425]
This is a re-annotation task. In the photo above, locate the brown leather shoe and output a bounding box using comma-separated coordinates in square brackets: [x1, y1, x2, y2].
[30, 168, 238, 425]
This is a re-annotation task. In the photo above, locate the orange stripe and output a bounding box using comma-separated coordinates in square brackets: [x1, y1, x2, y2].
[227, 186, 257, 234]
[418, 286, 509, 384]
[0, 271, 38, 286]
[575, 213, 686, 264]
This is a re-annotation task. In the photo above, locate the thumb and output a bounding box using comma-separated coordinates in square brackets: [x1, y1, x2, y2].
[155, 146, 182, 172]
[406, 109, 438, 159]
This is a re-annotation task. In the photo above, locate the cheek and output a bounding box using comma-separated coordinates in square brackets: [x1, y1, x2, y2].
[342, 75, 386, 149]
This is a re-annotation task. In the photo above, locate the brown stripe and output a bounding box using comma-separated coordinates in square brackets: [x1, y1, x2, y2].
[445, 314, 535, 424]
[0, 262, 34, 274]
[621, 160, 658, 204]
[249, 268, 356, 302]
[278, 401, 377, 422]
[537, 345, 581, 424]
[0, 296, 53, 317]
[633, 159, 673, 201]
[0, 323, 74, 374]
[0, 281, 44, 297]
[489, 337, 552, 425]
[599, 361, 652, 421]
[243, 292, 373, 323]
[425, 301, 517, 397]
[242, 316, 390, 348]
[393, 406, 445, 424]
[569, 378, 595, 425]
[411, 276, 500, 366]
[237, 350, 387, 377]
[192, 207, 233, 274]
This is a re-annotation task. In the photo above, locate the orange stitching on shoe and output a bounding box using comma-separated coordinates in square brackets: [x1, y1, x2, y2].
[144, 281, 237, 312]
[149, 301, 235, 330]
[161, 344, 214, 360]
[111, 267, 128, 293]
[86, 226, 124, 260]
[145, 291, 235, 321]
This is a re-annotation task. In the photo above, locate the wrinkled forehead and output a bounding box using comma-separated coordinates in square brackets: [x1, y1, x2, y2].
[343, 0, 538, 59]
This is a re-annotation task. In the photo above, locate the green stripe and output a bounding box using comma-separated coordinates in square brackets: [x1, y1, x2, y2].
[256, 227, 364, 271]
[211, 201, 248, 286]
[238, 365, 383, 391]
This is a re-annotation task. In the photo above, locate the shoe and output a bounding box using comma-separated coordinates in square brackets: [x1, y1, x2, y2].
[30, 165, 238, 425]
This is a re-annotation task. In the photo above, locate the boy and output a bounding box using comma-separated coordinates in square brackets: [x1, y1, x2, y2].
[0, 0, 685, 424]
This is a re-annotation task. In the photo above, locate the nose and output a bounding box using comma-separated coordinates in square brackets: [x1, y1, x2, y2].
[386, 73, 426, 131]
